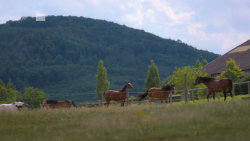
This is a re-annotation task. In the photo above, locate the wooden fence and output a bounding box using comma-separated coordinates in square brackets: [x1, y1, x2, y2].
[233, 81, 250, 95]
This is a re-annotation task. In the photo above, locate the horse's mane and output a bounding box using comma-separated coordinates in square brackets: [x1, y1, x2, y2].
[120, 85, 127, 91]
[121, 82, 133, 90]
[161, 85, 172, 91]
[199, 77, 216, 82]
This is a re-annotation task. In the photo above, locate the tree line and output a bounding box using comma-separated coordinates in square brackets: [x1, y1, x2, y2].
[0, 80, 47, 108]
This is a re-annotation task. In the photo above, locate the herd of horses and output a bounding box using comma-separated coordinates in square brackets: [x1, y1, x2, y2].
[103, 76, 232, 107]
[0, 77, 233, 111]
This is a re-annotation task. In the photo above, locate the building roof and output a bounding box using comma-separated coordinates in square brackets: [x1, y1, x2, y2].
[204, 39, 250, 75]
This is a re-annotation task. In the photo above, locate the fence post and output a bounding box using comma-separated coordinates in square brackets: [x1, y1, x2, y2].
[248, 82, 250, 95]
[232, 83, 235, 99]
[191, 90, 195, 103]
[184, 74, 188, 104]
[206, 88, 208, 98]
[170, 91, 173, 103]
[197, 89, 199, 100]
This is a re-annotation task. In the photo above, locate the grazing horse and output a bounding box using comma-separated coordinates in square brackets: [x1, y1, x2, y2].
[138, 85, 176, 103]
[0, 102, 30, 111]
[194, 77, 232, 101]
[103, 82, 133, 107]
[43, 100, 77, 109]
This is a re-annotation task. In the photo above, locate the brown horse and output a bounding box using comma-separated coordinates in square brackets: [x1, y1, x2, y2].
[194, 77, 232, 101]
[103, 82, 133, 107]
[43, 100, 77, 109]
[138, 85, 176, 103]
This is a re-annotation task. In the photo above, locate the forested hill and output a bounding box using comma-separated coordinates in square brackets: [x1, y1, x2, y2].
[0, 16, 219, 102]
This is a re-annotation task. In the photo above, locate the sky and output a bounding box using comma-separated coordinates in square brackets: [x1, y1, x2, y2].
[0, 0, 249, 55]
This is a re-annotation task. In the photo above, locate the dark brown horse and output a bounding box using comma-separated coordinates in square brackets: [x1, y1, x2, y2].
[103, 82, 133, 107]
[43, 100, 77, 109]
[194, 77, 232, 101]
[139, 85, 175, 103]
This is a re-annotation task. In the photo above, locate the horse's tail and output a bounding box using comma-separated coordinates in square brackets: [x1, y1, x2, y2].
[228, 79, 233, 93]
[138, 90, 149, 101]
[72, 101, 77, 108]
[42, 100, 47, 108]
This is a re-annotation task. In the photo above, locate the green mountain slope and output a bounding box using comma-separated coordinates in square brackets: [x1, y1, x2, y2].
[0, 16, 219, 102]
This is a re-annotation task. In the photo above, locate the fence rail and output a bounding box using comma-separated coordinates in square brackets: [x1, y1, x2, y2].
[233, 81, 250, 95]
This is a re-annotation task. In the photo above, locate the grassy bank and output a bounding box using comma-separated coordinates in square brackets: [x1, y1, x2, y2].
[0, 99, 249, 141]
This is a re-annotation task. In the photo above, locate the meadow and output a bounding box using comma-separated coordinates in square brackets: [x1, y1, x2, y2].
[0, 98, 250, 141]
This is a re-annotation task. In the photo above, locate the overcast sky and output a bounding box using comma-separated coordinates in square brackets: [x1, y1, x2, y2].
[0, 0, 249, 54]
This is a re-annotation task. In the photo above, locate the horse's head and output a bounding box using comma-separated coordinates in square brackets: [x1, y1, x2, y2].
[194, 77, 201, 85]
[13, 102, 30, 110]
[126, 82, 133, 89]
[194, 76, 213, 85]
[162, 84, 175, 93]
[170, 85, 176, 93]
[23, 103, 30, 108]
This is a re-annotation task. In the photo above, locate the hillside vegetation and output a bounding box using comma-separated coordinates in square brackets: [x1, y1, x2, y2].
[0, 16, 219, 102]
[0, 100, 249, 141]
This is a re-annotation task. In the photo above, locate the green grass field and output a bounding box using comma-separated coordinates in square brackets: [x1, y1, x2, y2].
[0, 97, 250, 141]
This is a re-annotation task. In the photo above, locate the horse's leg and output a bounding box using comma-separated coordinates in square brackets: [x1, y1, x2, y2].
[213, 92, 215, 101]
[50, 104, 55, 109]
[149, 97, 154, 104]
[121, 100, 125, 107]
[105, 100, 110, 107]
[207, 90, 212, 102]
[230, 89, 233, 98]
[224, 91, 227, 101]
[207, 91, 212, 102]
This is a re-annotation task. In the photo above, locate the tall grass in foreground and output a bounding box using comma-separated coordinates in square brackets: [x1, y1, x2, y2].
[0, 100, 250, 141]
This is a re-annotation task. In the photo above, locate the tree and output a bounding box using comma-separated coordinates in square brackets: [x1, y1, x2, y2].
[220, 58, 242, 82]
[96, 60, 110, 100]
[0, 82, 9, 104]
[145, 60, 161, 90]
[23, 87, 47, 108]
[203, 59, 208, 66]
[196, 59, 202, 69]
[240, 72, 250, 82]
[0, 80, 22, 104]
[164, 66, 209, 90]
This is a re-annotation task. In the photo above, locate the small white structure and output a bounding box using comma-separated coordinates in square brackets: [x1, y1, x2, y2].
[36, 16, 46, 21]
[0, 102, 29, 112]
